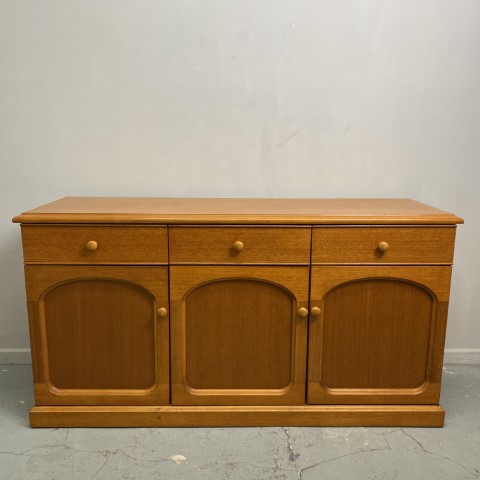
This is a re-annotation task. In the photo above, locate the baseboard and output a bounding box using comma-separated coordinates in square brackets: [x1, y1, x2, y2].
[444, 349, 480, 365]
[0, 348, 31, 364]
[29, 405, 446, 428]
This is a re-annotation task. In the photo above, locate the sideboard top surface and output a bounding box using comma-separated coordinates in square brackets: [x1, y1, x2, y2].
[12, 197, 463, 225]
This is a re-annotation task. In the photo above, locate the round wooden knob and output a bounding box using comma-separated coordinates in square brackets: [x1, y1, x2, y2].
[157, 307, 168, 317]
[86, 240, 98, 251]
[311, 306, 321, 317]
[378, 241, 389, 252]
[298, 307, 309, 317]
[233, 241, 244, 252]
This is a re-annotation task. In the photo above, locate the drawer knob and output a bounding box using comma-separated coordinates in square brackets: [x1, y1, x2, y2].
[298, 307, 309, 317]
[233, 240, 244, 252]
[157, 307, 168, 317]
[86, 240, 98, 251]
[378, 241, 389, 252]
[311, 306, 321, 317]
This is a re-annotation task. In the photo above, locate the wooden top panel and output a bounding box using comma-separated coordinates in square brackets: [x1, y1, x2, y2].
[12, 197, 463, 225]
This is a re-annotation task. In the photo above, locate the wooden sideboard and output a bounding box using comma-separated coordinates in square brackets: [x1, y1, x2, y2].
[13, 198, 463, 427]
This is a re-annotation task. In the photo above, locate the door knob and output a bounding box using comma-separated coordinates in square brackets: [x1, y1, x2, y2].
[233, 241, 244, 252]
[311, 306, 321, 317]
[378, 241, 389, 252]
[86, 240, 98, 251]
[298, 307, 309, 317]
[157, 307, 168, 317]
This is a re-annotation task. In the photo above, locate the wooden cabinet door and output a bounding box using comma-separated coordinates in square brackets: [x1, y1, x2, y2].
[170, 266, 309, 405]
[308, 266, 452, 405]
[25, 265, 169, 406]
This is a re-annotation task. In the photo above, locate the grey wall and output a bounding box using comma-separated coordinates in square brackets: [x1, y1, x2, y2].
[1, 1, 479, 363]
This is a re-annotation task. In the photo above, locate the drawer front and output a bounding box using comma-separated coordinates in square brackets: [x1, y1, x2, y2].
[169, 226, 311, 264]
[22, 225, 168, 264]
[312, 227, 456, 264]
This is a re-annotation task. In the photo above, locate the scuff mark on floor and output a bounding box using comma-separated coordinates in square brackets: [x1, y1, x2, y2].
[170, 454, 187, 464]
[282, 427, 301, 478]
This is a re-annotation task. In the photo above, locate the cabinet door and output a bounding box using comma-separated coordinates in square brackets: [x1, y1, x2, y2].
[170, 266, 309, 405]
[25, 265, 169, 406]
[308, 266, 452, 405]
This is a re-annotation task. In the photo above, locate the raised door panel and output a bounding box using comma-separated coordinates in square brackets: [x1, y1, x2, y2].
[24, 266, 169, 406]
[170, 266, 309, 405]
[307, 266, 452, 405]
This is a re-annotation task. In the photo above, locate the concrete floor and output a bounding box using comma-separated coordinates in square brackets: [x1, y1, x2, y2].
[0, 365, 479, 480]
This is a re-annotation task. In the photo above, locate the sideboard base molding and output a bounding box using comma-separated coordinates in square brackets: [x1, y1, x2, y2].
[29, 405, 445, 428]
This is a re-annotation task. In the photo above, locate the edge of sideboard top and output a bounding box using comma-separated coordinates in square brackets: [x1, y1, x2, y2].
[12, 197, 464, 225]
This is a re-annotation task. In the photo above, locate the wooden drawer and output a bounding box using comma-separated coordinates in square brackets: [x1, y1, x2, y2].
[312, 226, 456, 264]
[169, 226, 311, 264]
[21, 225, 168, 264]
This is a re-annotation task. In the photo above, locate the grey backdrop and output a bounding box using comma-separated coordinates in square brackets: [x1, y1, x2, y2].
[1, 1, 479, 363]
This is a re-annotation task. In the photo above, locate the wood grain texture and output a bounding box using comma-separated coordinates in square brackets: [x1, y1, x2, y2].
[12, 197, 464, 225]
[169, 226, 311, 264]
[24, 265, 170, 406]
[170, 266, 309, 405]
[13, 197, 462, 428]
[312, 226, 456, 264]
[184, 280, 293, 390]
[29, 405, 446, 427]
[307, 266, 452, 405]
[21, 225, 168, 264]
[44, 280, 155, 390]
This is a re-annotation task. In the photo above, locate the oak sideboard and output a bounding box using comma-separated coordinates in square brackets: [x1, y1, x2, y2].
[13, 197, 463, 427]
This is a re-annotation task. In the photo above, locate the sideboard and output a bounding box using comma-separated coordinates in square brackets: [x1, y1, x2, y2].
[12, 197, 463, 427]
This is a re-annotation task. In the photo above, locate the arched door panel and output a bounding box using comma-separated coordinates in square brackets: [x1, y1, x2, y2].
[170, 266, 309, 405]
[307, 266, 452, 405]
[25, 265, 169, 406]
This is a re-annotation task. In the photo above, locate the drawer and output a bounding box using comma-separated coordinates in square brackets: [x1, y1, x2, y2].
[21, 225, 168, 264]
[312, 226, 456, 264]
[169, 226, 311, 264]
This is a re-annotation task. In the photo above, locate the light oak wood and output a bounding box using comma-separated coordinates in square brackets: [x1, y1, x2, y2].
[307, 266, 452, 405]
[12, 197, 462, 427]
[29, 405, 445, 427]
[24, 265, 170, 406]
[169, 226, 311, 264]
[21, 225, 168, 264]
[312, 226, 456, 264]
[170, 266, 309, 405]
[13, 197, 464, 225]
